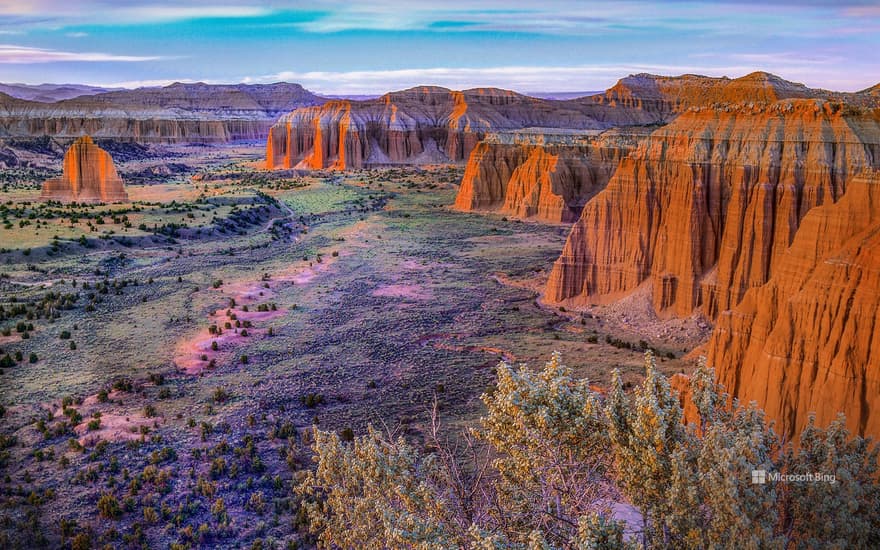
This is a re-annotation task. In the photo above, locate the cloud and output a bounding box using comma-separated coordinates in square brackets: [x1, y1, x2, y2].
[0, 1, 272, 24]
[117, 5, 271, 22]
[244, 60, 878, 94]
[248, 64, 732, 94]
[0, 44, 164, 63]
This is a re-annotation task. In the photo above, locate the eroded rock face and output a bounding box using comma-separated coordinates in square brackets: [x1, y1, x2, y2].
[707, 172, 880, 439]
[545, 101, 880, 318]
[453, 134, 635, 222]
[265, 86, 653, 170]
[0, 82, 323, 143]
[41, 136, 128, 204]
[451, 72, 875, 225]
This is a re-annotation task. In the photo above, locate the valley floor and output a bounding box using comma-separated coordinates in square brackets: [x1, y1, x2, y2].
[0, 145, 695, 548]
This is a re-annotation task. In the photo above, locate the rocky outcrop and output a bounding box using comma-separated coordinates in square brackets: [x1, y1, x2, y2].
[707, 172, 880, 439]
[452, 72, 880, 224]
[545, 100, 880, 318]
[453, 133, 636, 222]
[0, 82, 323, 143]
[41, 136, 128, 203]
[265, 86, 658, 170]
[589, 72, 824, 116]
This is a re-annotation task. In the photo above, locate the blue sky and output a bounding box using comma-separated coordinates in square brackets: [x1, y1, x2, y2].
[0, 1, 878, 94]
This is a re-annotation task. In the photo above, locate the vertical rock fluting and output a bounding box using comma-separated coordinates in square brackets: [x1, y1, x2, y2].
[41, 136, 128, 204]
[264, 86, 626, 170]
[454, 136, 634, 223]
[545, 101, 880, 318]
[707, 172, 880, 439]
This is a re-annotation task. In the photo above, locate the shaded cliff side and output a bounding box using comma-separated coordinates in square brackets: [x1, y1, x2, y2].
[706, 172, 880, 440]
[545, 101, 880, 318]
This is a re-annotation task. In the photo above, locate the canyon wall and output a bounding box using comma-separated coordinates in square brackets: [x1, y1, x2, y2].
[706, 172, 880, 439]
[453, 134, 636, 222]
[264, 86, 661, 170]
[0, 82, 323, 143]
[545, 101, 880, 319]
[450, 72, 874, 224]
[41, 135, 128, 204]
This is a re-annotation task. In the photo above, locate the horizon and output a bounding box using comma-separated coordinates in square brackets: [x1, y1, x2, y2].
[1, 70, 863, 99]
[0, 1, 878, 94]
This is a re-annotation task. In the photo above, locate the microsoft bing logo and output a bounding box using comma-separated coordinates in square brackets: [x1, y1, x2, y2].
[752, 470, 767, 484]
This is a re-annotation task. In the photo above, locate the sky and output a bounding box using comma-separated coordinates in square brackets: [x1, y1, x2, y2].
[0, 1, 878, 94]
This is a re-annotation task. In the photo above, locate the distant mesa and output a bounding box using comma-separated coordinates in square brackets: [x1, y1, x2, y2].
[41, 136, 128, 204]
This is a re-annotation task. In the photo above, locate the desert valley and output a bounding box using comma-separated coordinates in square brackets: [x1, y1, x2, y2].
[0, 2, 879, 548]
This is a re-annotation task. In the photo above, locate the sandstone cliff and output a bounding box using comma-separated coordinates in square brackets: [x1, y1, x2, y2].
[265, 86, 654, 170]
[451, 72, 877, 224]
[453, 133, 636, 222]
[41, 136, 128, 203]
[0, 82, 323, 143]
[588, 72, 825, 116]
[707, 172, 880, 439]
[546, 101, 880, 318]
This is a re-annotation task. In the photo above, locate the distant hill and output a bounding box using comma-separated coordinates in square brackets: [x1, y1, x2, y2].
[0, 83, 121, 102]
[0, 82, 325, 143]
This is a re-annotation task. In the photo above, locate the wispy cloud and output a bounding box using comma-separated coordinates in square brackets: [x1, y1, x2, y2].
[0, 44, 164, 63]
[246, 64, 742, 94]
[243, 59, 877, 94]
[0, 1, 272, 24]
[117, 5, 271, 22]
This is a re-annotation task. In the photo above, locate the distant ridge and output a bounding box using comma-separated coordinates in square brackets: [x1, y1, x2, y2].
[0, 83, 120, 102]
[0, 82, 325, 143]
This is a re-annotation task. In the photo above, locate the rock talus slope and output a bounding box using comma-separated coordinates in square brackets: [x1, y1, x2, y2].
[707, 172, 880, 439]
[545, 101, 880, 318]
[41, 135, 128, 203]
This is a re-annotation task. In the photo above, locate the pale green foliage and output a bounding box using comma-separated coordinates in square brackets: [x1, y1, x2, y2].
[477, 352, 611, 544]
[605, 351, 685, 545]
[297, 351, 880, 549]
[575, 513, 638, 550]
[296, 426, 463, 549]
[782, 414, 880, 548]
[665, 403, 781, 548]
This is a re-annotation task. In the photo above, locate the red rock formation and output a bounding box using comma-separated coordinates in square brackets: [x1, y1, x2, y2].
[454, 134, 635, 222]
[265, 86, 648, 170]
[669, 373, 701, 427]
[546, 101, 880, 318]
[590, 72, 823, 115]
[41, 136, 128, 204]
[453, 72, 880, 225]
[707, 172, 880, 440]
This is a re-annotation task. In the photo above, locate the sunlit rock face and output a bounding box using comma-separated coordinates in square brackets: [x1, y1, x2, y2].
[265, 85, 671, 171]
[545, 101, 880, 319]
[453, 133, 636, 223]
[41, 136, 128, 204]
[707, 171, 880, 440]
